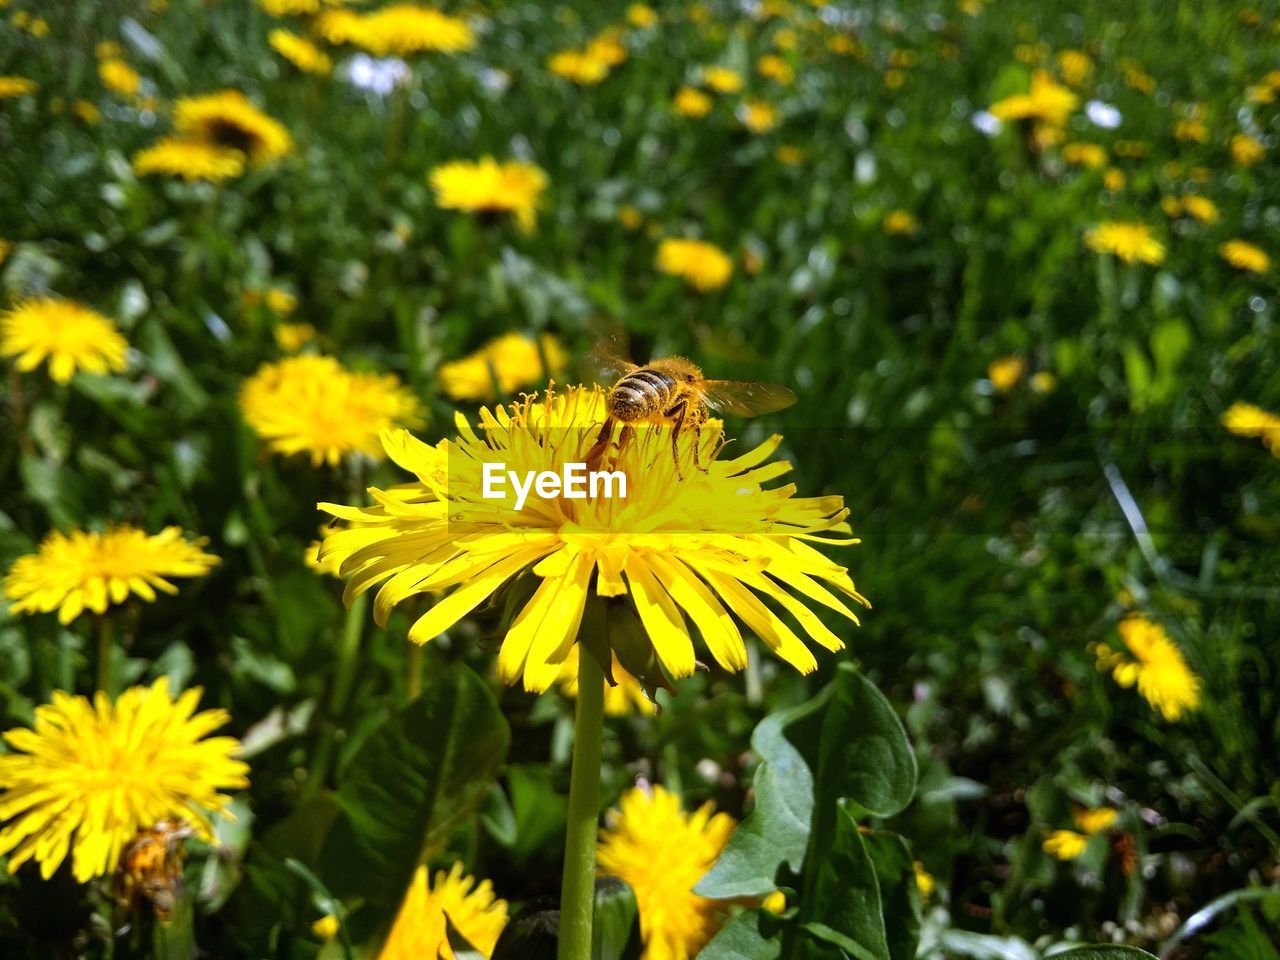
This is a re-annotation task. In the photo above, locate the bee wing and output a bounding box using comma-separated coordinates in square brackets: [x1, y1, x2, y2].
[584, 327, 638, 384]
[699, 380, 797, 417]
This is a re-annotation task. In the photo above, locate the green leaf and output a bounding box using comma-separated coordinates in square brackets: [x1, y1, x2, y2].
[697, 665, 916, 900]
[320, 663, 510, 906]
[861, 831, 922, 960]
[694, 688, 826, 897]
[799, 803, 890, 960]
[1050, 949, 1158, 959]
[592, 877, 642, 960]
[815, 664, 917, 818]
[700, 909, 783, 960]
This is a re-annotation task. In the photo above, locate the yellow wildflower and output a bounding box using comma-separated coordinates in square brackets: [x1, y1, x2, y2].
[430, 157, 548, 232]
[702, 66, 743, 93]
[673, 86, 713, 117]
[270, 29, 332, 73]
[1084, 222, 1165, 265]
[656, 238, 734, 290]
[1043, 829, 1088, 860]
[1219, 239, 1270, 274]
[0, 678, 247, 882]
[381, 862, 508, 960]
[1, 297, 128, 383]
[318, 385, 863, 691]
[438, 332, 568, 402]
[3, 526, 219, 624]
[1097, 616, 1201, 722]
[240, 355, 424, 466]
[988, 356, 1025, 392]
[1222, 402, 1280, 454]
[597, 786, 736, 960]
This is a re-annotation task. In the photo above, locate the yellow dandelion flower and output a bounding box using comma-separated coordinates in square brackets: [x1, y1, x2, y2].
[988, 355, 1025, 392]
[438, 332, 568, 402]
[258, 0, 349, 14]
[173, 90, 293, 165]
[757, 53, 794, 84]
[344, 5, 475, 57]
[132, 137, 247, 181]
[240, 355, 424, 467]
[762, 890, 787, 914]
[1222, 402, 1280, 455]
[673, 86, 713, 117]
[586, 33, 627, 68]
[312, 914, 340, 940]
[270, 29, 332, 74]
[1174, 118, 1208, 143]
[558, 647, 656, 716]
[99, 58, 140, 97]
[1061, 142, 1105, 168]
[775, 144, 806, 165]
[1084, 222, 1165, 265]
[1098, 616, 1201, 722]
[1030, 370, 1057, 394]
[263, 287, 297, 314]
[318, 385, 863, 691]
[827, 34, 861, 57]
[913, 861, 936, 898]
[381, 862, 508, 960]
[1074, 807, 1118, 834]
[0, 76, 37, 99]
[1120, 60, 1156, 94]
[597, 786, 736, 960]
[73, 99, 101, 124]
[627, 3, 658, 28]
[1180, 195, 1218, 224]
[313, 8, 365, 44]
[655, 238, 734, 291]
[618, 205, 644, 229]
[3, 526, 219, 625]
[988, 71, 1079, 126]
[1056, 49, 1092, 86]
[276, 322, 317, 352]
[1103, 168, 1126, 191]
[1043, 829, 1087, 860]
[430, 157, 548, 233]
[0, 678, 247, 883]
[1219, 239, 1270, 274]
[883, 209, 918, 236]
[305, 538, 344, 577]
[702, 66, 743, 93]
[738, 99, 777, 134]
[1231, 133, 1264, 166]
[549, 49, 610, 85]
[96, 41, 124, 60]
[1, 297, 128, 384]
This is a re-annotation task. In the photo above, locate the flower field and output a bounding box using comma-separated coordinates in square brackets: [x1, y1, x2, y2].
[1, 0, 1278, 958]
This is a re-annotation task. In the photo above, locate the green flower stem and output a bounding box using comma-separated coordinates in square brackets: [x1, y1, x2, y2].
[96, 617, 115, 697]
[405, 641, 423, 703]
[557, 647, 605, 960]
[304, 591, 368, 799]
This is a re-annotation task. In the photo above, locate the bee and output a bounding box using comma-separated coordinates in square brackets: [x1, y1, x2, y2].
[114, 819, 195, 920]
[584, 337, 796, 477]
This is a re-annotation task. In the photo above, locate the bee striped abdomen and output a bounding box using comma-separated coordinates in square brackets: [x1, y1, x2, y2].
[609, 368, 677, 420]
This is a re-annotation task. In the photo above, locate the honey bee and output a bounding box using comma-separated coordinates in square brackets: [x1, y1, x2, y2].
[114, 819, 195, 920]
[584, 338, 796, 477]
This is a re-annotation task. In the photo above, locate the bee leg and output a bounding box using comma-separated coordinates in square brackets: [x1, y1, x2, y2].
[666, 401, 688, 481]
[585, 417, 616, 471]
[691, 418, 708, 473]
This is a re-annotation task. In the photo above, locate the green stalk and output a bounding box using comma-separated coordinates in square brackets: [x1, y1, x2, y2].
[304, 591, 368, 799]
[96, 617, 115, 696]
[405, 641, 423, 703]
[557, 647, 605, 960]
